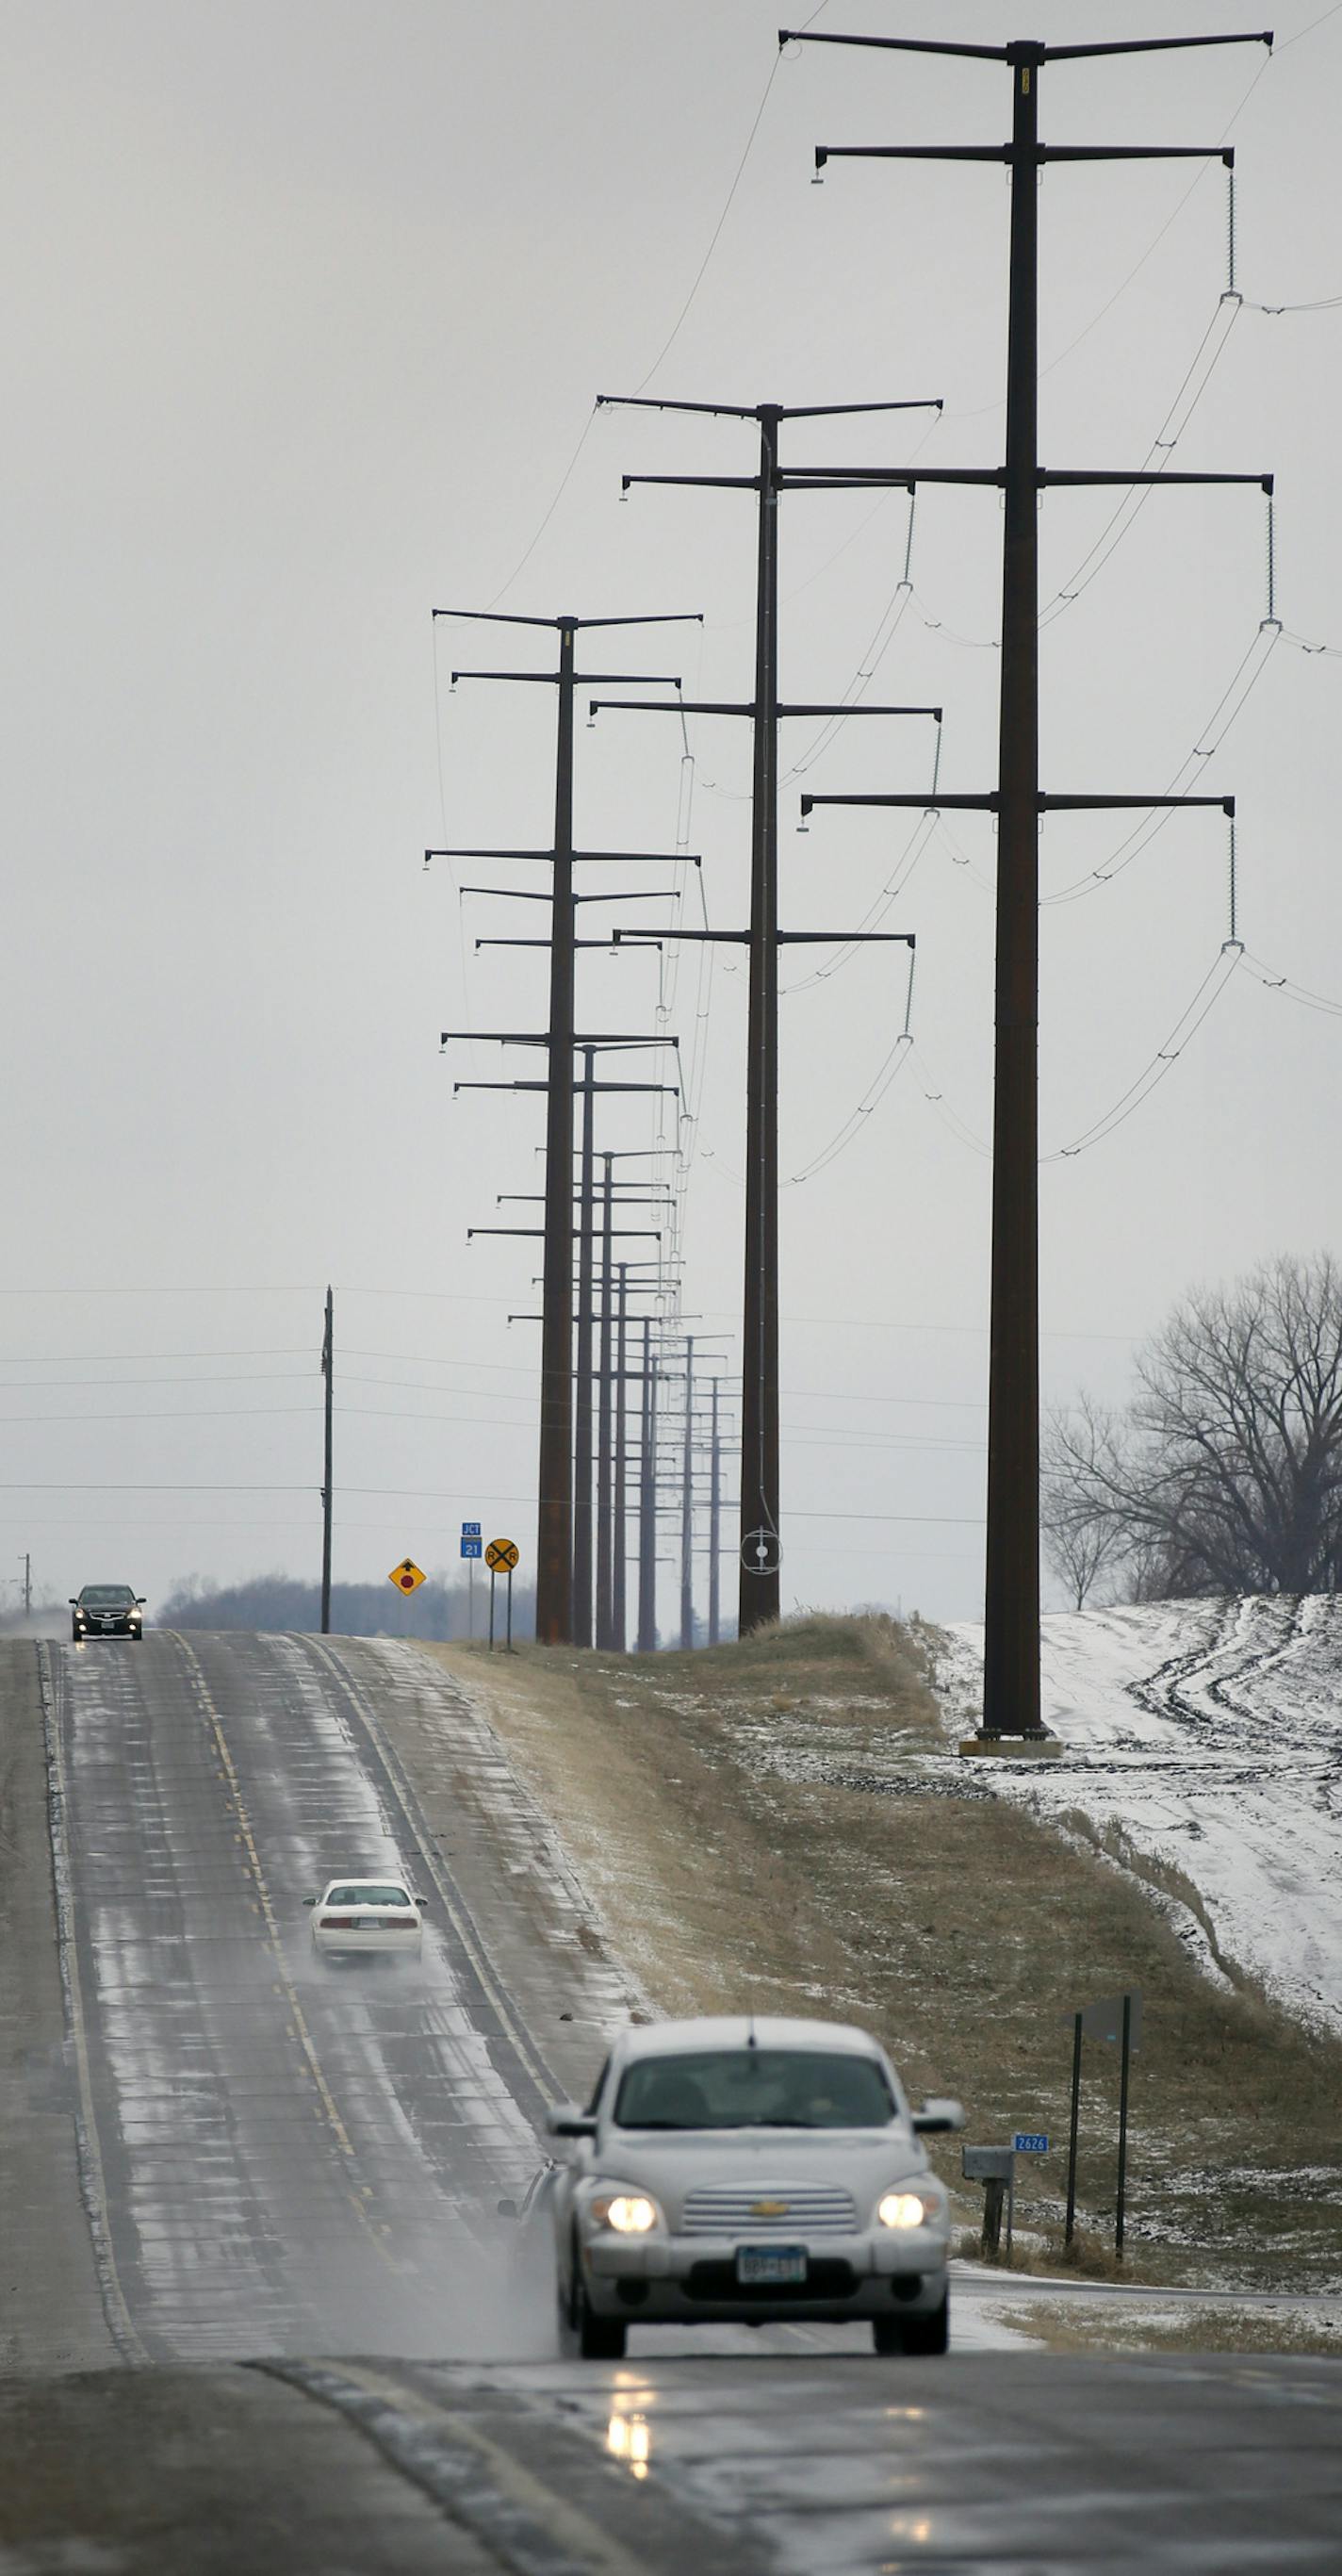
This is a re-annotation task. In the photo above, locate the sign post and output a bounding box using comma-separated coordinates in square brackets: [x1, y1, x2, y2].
[484, 1539, 519, 1653]
[1065, 2012, 1083, 2249]
[461, 1523, 482, 1640]
[1072, 1990, 1142, 2259]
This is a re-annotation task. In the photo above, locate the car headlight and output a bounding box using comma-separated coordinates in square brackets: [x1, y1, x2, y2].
[878, 2190, 933, 2230]
[589, 2191, 662, 2235]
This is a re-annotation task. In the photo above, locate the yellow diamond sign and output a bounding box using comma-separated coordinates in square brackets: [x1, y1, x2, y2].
[388, 1557, 425, 1595]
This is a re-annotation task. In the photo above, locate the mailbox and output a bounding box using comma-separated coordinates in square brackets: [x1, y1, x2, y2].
[962, 2145, 1016, 2183]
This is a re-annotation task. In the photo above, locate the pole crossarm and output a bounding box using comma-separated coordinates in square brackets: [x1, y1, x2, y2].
[427, 848, 701, 867]
[468, 1227, 662, 1241]
[800, 791, 1236, 818]
[780, 29, 1272, 64]
[778, 468, 1270, 492]
[599, 393, 942, 422]
[433, 607, 704, 631]
[614, 926, 914, 944]
[453, 1079, 679, 1096]
[440, 1031, 678, 1048]
[590, 697, 941, 720]
[812, 145, 1239, 170]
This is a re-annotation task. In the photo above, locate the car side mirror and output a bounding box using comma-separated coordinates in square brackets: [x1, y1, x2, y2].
[497, 2197, 518, 2221]
[68, 1600, 77, 1607]
[413, 1895, 428, 1908]
[303, 1896, 318, 1908]
[912, 2097, 965, 2134]
[545, 2104, 597, 2141]
[136, 1598, 146, 1606]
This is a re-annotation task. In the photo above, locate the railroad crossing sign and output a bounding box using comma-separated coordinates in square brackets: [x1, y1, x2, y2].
[742, 1526, 782, 1576]
[484, 1537, 519, 1573]
[388, 1557, 425, 1594]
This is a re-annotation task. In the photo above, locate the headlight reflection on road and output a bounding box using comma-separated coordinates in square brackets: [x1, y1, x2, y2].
[606, 2409, 652, 2480]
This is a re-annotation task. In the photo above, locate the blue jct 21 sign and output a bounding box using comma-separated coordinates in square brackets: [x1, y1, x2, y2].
[1012, 2133, 1049, 2155]
[460, 1537, 483, 1559]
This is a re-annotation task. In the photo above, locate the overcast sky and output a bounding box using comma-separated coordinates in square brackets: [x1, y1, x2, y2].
[3, 0, 1341, 1631]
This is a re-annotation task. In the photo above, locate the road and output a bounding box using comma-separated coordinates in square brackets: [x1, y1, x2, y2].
[2, 1630, 1338, 2571]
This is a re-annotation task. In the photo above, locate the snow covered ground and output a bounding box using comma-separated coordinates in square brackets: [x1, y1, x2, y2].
[937, 1595, 1342, 2036]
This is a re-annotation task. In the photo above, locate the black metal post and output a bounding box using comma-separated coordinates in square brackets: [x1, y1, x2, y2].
[506, 1565, 515, 1652]
[680, 1336, 696, 1649]
[638, 1319, 658, 1652]
[709, 1375, 723, 1648]
[741, 409, 781, 1634]
[1065, 2010, 1083, 2249]
[572, 1045, 597, 1645]
[536, 620, 578, 1642]
[1116, 1992, 1133, 2261]
[786, 18, 1271, 1737]
[613, 1264, 630, 1653]
[985, 45, 1042, 1734]
[596, 1153, 615, 1647]
[319, 1284, 334, 1635]
[488, 1567, 497, 1650]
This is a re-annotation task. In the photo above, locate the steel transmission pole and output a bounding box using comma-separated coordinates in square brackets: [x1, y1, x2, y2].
[743, 407, 780, 1634]
[638, 1319, 659, 1652]
[613, 1263, 630, 1652]
[709, 1374, 723, 1648]
[596, 1151, 615, 1647]
[788, 21, 1272, 1738]
[573, 1045, 597, 1643]
[431, 606, 700, 1643]
[597, 392, 938, 1639]
[319, 1284, 334, 1635]
[539, 619, 579, 1648]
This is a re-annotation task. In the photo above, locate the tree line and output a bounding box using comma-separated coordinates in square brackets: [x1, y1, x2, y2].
[156, 1571, 536, 1641]
[1043, 1252, 1342, 1608]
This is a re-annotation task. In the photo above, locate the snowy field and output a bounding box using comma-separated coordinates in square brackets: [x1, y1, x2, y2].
[937, 1596, 1342, 2037]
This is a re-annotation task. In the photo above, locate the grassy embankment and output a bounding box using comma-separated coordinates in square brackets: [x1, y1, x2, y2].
[422, 1616, 1342, 2296]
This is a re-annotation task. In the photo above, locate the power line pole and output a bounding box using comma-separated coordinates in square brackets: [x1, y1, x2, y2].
[788, 20, 1271, 1742]
[596, 391, 939, 1637]
[21, 1552, 31, 1619]
[319, 1284, 334, 1636]
[638, 1318, 659, 1653]
[613, 1263, 630, 1653]
[430, 604, 699, 1643]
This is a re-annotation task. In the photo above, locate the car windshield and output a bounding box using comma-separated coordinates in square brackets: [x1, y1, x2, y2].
[324, 1884, 411, 1907]
[614, 2047, 896, 2131]
[80, 1586, 135, 1606]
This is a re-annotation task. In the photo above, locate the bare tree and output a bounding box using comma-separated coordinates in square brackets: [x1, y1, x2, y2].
[1046, 1254, 1342, 1601]
[1041, 1401, 1128, 1608]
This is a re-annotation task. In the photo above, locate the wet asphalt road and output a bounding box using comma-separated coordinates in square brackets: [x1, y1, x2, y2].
[15, 1630, 1342, 2572]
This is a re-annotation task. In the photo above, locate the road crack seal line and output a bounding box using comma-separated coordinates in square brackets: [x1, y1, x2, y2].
[167, 1632, 401, 2269]
[36, 1642, 147, 2366]
[256, 2359, 645, 2576]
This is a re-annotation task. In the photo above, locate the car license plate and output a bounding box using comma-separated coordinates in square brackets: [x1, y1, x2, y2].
[736, 2244, 808, 2286]
[355, 1917, 382, 1930]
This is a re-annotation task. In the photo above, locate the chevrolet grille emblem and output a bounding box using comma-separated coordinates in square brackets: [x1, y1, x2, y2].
[752, 2198, 789, 2218]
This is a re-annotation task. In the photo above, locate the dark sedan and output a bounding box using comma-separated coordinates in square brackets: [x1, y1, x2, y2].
[71, 1585, 145, 1642]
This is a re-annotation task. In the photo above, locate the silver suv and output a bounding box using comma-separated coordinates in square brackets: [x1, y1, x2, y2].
[547, 2014, 963, 2359]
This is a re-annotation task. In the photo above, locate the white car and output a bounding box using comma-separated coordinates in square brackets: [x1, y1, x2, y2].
[304, 1877, 425, 1962]
[546, 2015, 963, 2359]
